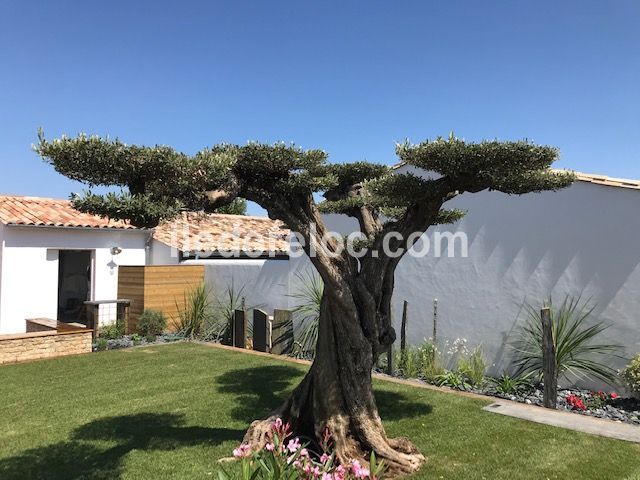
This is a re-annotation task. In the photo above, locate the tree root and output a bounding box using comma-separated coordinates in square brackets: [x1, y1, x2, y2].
[242, 414, 425, 478]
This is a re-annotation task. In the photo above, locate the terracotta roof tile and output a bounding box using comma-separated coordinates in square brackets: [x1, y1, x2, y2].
[153, 212, 290, 254]
[0, 194, 290, 254]
[0, 195, 134, 229]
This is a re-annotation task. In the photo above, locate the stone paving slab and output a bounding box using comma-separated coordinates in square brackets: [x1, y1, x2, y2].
[483, 401, 640, 443]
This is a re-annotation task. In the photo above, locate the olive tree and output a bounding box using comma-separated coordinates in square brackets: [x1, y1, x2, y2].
[36, 132, 573, 476]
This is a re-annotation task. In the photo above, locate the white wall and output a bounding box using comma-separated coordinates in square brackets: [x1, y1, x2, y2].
[0, 224, 4, 326]
[382, 166, 640, 383]
[150, 181, 640, 389]
[149, 239, 180, 265]
[182, 256, 312, 315]
[0, 226, 147, 334]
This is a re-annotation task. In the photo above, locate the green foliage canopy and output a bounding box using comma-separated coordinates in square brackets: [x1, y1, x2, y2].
[36, 131, 574, 236]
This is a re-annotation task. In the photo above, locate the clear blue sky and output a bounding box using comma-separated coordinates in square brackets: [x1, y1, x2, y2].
[1, 1, 638, 216]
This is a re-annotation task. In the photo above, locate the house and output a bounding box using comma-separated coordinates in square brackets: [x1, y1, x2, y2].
[0, 195, 290, 334]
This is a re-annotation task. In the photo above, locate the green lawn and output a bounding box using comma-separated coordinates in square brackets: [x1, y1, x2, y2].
[1, 343, 639, 479]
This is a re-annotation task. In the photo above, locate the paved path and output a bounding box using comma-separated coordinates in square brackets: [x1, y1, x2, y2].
[482, 401, 640, 443]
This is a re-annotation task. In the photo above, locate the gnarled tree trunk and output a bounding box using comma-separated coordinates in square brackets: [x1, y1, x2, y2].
[243, 286, 426, 477]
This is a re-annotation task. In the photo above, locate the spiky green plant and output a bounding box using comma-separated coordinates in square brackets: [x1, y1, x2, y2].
[204, 280, 263, 344]
[288, 270, 323, 358]
[206, 280, 247, 343]
[512, 295, 621, 384]
[175, 282, 212, 338]
[434, 370, 471, 390]
[490, 372, 534, 396]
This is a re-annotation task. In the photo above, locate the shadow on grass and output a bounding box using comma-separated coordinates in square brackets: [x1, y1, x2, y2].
[215, 365, 302, 422]
[215, 365, 433, 423]
[375, 390, 433, 420]
[0, 413, 243, 480]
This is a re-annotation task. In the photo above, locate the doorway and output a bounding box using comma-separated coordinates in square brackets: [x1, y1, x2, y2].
[57, 250, 93, 323]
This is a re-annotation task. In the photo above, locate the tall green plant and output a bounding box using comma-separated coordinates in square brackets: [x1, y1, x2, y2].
[457, 346, 486, 387]
[394, 346, 424, 378]
[205, 280, 262, 344]
[419, 340, 445, 381]
[512, 295, 621, 384]
[288, 270, 323, 358]
[175, 282, 212, 338]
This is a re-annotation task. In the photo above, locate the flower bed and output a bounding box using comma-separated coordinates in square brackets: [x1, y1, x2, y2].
[225, 418, 385, 479]
[375, 368, 640, 426]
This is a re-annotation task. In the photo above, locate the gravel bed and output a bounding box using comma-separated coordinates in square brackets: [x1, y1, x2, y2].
[93, 333, 184, 351]
[373, 368, 640, 426]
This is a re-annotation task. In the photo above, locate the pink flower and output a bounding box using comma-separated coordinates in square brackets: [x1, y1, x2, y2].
[300, 448, 309, 457]
[287, 437, 301, 453]
[320, 453, 331, 463]
[232, 443, 251, 458]
[351, 460, 370, 478]
[610, 392, 619, 399]
[334, 465, 347, 480]
[265, 442, 275, 452]
[273, 418, 283, 430]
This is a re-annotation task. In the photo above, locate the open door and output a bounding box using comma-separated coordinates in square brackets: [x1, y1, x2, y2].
[57, 250, 92, 323]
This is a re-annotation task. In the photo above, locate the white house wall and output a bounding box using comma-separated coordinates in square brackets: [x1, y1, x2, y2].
[0, 226, 147, 334]
[150, 239, 180, 265]
[180, 255, 322, 330]
[0, 224, 4, 327]
[380, 166, 640, 382]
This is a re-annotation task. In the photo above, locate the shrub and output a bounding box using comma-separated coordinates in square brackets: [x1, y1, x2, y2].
[99, 318, 125, 340]
[621, 354, 640, 395]
[220, 418, 386, 479]
[457, 346, 486, 387]
[130, 333, 142, 345]
[95, 338, 108, 351]
[512, 295, 621, 384]
[137, 309, 166, 336]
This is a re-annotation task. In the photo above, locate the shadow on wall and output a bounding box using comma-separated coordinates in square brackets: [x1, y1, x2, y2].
[0, 413, 244, 480]
[393, 181, 640, 379]
[201, 256, 314, 315]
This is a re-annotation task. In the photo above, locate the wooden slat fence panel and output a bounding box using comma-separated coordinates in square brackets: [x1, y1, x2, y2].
[118, 265, 205, 333]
